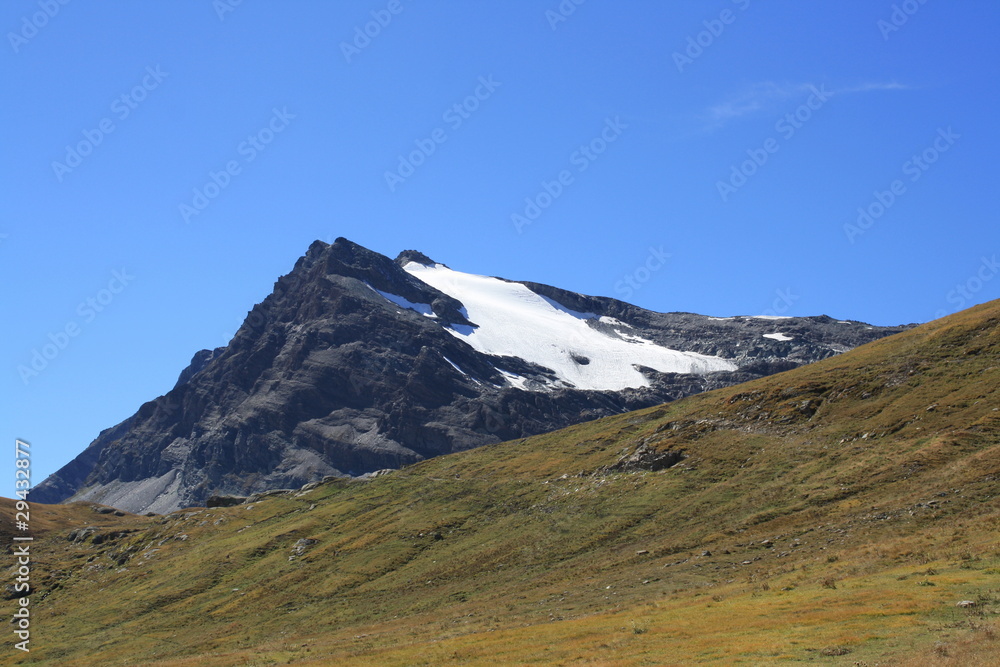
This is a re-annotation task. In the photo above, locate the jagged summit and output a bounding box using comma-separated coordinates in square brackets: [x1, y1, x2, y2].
[30, 239, 910, 514]
[395, 249, 438, 267]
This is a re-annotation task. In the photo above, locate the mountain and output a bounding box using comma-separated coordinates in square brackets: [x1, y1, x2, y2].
[7, 300, 998, 665]
[30, 238, 909, 514]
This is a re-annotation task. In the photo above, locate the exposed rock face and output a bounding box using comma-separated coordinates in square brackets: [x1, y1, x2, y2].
[205, 495, 247, 508]
[610, 443, 685, 472]
[30, 238, 911, 514]
[173, 347, 225, 390]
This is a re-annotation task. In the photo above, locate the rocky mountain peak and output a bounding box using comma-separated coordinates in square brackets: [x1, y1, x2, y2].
[30, 239, 912, 514]
[395, 249, 438, 267]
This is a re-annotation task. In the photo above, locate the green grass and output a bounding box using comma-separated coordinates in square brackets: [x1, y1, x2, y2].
[2, 300, 999, 665]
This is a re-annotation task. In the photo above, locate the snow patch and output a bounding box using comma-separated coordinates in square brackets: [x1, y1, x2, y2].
[498, 369, 529, 390]
[442, 356, 467, 377]
[616, 331, 654, 344]
[403, 262, 737, 392]
[749, 315, 794, 320]
[365, 283, 435, 317]
[599, 316, 631, 327]
[763, 332, 793, 342]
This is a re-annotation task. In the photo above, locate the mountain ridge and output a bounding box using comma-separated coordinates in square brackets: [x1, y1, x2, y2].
[30, 238, 911, 514]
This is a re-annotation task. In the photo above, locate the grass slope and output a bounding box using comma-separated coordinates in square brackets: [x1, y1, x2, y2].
[3, 300, 1000, 666]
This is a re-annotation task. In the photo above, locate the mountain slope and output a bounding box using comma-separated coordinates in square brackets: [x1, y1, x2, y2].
[7, 299, 999, 666]
[30, 238, 909, 514]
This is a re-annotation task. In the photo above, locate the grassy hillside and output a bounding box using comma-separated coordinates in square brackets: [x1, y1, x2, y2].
[4, 300, 1000, 666]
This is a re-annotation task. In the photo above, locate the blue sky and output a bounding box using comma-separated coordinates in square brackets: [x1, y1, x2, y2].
[5, 1, 999, 485]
